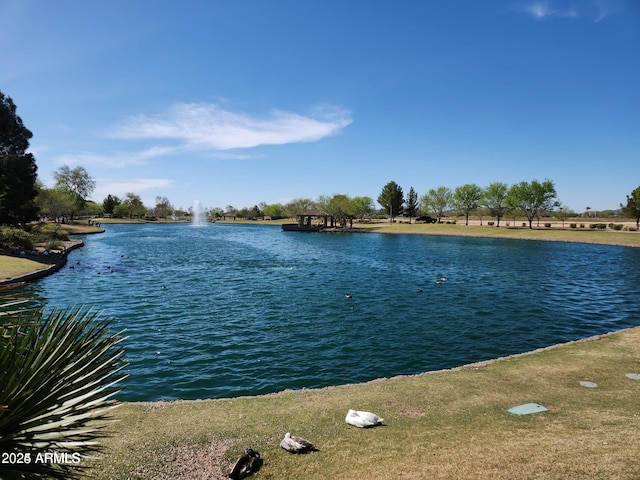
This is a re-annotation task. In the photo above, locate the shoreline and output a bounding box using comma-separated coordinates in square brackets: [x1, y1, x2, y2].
[0, 239, 84, 286]
[133, 325, 635, 406]
[1, 218, 638, 285]
[94, 323, 640, 479]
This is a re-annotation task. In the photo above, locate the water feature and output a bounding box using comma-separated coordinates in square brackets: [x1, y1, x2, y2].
[191, 200, 206, 226]
[21, 223, 640, 401]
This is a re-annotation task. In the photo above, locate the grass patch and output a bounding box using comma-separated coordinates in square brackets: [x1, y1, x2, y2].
[352, 222, 640, 247]
[0, 256, 49, 281]
[214, 218, 640, 248]
[60, 222, 105, 234]
[88, 328, 640, 479]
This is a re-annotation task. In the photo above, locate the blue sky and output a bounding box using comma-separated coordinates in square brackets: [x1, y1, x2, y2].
[1, 0, 638, 213]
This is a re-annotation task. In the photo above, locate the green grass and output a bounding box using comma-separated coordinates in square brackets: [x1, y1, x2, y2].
[354, 221, 640, 247]
[87, 327, 640, 479]
[0, 256, 49, 281]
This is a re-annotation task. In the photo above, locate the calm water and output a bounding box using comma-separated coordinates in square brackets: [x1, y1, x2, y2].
[21, 223, 640, 401]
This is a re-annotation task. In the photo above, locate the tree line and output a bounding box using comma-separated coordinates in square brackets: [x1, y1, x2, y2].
[2, 89, 640, 232]
[378, 179, 561, 229]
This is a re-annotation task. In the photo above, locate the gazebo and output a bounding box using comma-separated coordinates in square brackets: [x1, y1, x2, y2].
[281, 210, 334, 232]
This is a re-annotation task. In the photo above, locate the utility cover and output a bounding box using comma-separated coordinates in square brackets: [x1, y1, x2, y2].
[579, 381, 598, 388]
[508, 403, 549, 415]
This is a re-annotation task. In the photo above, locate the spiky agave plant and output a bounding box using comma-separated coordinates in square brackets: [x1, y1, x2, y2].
[0, 306, 127, 479]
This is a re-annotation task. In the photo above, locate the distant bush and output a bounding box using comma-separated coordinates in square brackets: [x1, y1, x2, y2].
[570, 223, 577, 228]
[522, 223, 527, 227]
[589, 223, 607, 229]
[45, 239, 65, 251]
[545, 223, 551, 228]
[30, 223, 70, 243]
[487, 221, 494, 226]
[0, 226, 34, 250]
[580, 224, 585, 228]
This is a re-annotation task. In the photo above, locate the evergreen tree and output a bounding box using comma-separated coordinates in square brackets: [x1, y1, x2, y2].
[404, 187, 419, 223]
[0, 91, 39, 225]
[102, 194, 121, 215]
[378, 181, 404, 223]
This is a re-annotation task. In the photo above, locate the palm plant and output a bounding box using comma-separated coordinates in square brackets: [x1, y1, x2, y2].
[0, 301, 127, 479]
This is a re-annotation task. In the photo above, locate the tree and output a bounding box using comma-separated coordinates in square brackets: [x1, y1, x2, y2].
[404, 187, 419, 223]
[284, 198, 315, 217]
[453, 183, 482, 225]
[114, 192, 146, 218]
[35, 187, 76, 222]
[506, 179, 558, 229]
[112, 203, 129, 218]
[208, 207, 223, 219]
[83, 200, 103, 217]
[350, 196, 374, 221]
[263, 203, 285, 219]
[621, 186, 640, 230]
[327, 194, 353, 228]
[378, 181, 404, 223]
[154, 196, 173, 218]
[314, 195, 331, 214]
[420, 186, 452, 223]
[102, 194, 121, 215]
[0, 91, 39, 225]
[483, 182, 509, 227]
[54, 165, 96, 219]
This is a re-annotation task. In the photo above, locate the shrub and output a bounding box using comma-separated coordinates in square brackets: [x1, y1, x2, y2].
[570, 223, 577, 228]
[0, 226, 34, 250]
[580, 224, 585, 228]
[31, 223, 70, 243]
[45, 239, 65, 251]
[0, 307, 127, 479]
[545, 223, 551, 228]
[609, 223, 623, 231]
[487, 221, 494, 226]
[522, 223, 527, 227]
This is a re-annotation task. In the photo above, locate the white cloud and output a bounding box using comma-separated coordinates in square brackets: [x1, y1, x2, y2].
[55, 146, 179, 168]
[112, 103, 353, 151]
[513, 1, 577, 20]
[512, 0, 616, 21]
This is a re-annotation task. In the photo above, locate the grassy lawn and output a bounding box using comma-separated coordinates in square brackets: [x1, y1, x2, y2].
[0, 222, 103, 281]
[88, 327, 640, 479]
[0, 256, 49, 282]
[352, 221, 640, 247]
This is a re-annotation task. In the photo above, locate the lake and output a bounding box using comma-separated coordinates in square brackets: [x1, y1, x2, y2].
[21, 223, 640, 401]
